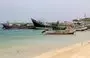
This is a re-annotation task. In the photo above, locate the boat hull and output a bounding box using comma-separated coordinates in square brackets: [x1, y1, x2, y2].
[45, 32, 74, 35]
[2, 24, 35, 29]
[44, 31, 75, 35]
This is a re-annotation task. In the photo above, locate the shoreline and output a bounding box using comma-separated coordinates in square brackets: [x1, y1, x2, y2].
[0, 31, 90, 58]
[33, 41, 90, 58]
[0, 40, 90, 58]
[0, 44, 64, 58]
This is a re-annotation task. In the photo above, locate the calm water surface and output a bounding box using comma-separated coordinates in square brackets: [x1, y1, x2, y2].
[0, 27, 90, 48]
[1, 27, 90, 58]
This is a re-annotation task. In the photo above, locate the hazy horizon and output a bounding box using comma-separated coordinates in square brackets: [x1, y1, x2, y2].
[0, 0, 90, 23]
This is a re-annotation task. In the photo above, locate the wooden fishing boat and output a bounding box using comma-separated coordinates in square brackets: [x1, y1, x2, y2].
[44, 30, 75, 35]
[31, 18, 50, 27]
[2, 23, 35, 29]
[42, 24, 75, 35]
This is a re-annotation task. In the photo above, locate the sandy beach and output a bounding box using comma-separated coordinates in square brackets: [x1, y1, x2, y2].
[0, 44, 62, 58]
[33, 41, 90, 58]
[1, 41, 89, 58]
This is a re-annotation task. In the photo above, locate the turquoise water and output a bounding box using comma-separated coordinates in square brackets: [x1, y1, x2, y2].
[1, 25, 90, 58]
[0, 26, 90, 48]
[0, 28, 43, 46]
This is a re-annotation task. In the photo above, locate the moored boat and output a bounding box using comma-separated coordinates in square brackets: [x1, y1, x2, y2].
[31, 18, 50, 27]
[42, 24, 75, 35]
[44, 30, 75, 35]
[73, 19, 88, 31]
[2, 23, 35, 29]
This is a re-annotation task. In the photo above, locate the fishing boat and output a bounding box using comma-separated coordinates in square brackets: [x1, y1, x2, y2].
[43, 30, 74, 35]
[2, 18, 50, 29]
[2, 23, 35, 29]
[31, 18, 50, 27]
[73, 22, 87, 31]
[73, 19, 88, 31]
[42, 23, 75, 35]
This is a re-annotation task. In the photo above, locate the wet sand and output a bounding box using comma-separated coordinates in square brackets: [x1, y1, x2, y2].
[1, 41, 90, 58]
[33, 41, 90, 58]
[0, 44, 63, 58]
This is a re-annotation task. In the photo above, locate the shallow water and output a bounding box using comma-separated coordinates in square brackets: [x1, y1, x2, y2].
[0, 28, 90, 47]
[0, 27, 90, 58]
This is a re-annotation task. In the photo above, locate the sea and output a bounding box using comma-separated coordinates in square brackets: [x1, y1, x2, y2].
[0, 27, 90, 47]
[0, 25, 90, 58]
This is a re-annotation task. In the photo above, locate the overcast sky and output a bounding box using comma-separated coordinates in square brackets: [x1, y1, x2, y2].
[0, 0, 90, 22]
